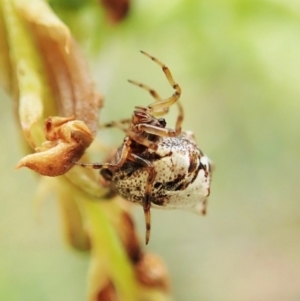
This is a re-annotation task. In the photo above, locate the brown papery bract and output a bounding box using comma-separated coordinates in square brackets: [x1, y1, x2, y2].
[136, 253, 170, 292]
[16, 115, 94, 176]
[11, 1, 102, 177]
[100, 0, 130, 24]
[17, 1, 102, 135]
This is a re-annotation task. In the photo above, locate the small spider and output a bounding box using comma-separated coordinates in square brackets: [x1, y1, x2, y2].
[75, 51, 213, 244]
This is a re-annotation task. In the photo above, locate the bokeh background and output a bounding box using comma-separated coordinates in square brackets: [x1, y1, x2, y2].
[1, 0, 300, 300]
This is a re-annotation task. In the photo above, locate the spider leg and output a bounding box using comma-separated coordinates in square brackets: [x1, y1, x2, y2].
[128, 153, 156, 245]
[140, 51, 182, 113]
[128, 79, 169, 116]
[127, 130, 159, 151]
[128, 79, 163, 102]
[74, 137, 131, 169]
[127, 119, 181, 151]
[135, 123, 180, 138]
[175, 100, 184, 133]
[99, 119, 130, 132]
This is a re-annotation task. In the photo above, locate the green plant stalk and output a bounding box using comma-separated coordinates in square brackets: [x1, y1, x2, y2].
[82, 199, 138, 300]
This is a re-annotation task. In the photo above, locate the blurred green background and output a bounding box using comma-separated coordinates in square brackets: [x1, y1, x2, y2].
[1, 0, 300, 300]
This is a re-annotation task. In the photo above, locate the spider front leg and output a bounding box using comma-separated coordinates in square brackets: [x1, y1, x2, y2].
[139, 51, 184, 133]
[128, 153, 156, 245]
[126, 121, 181, 153]
[140, 51, 182, 112]
[99, 119, 131, 132]
[128, 79, 168, 116]
[74, 137, 131, 170]
[135, 122, 181, 138]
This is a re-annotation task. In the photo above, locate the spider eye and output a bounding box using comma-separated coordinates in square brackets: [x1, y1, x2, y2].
[158, 118, 167, 127]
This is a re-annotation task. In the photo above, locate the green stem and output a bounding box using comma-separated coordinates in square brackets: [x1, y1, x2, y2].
[80, 197, 138, 301]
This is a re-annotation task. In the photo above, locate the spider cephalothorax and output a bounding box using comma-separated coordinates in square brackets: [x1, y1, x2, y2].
[76, 51, 213, 244]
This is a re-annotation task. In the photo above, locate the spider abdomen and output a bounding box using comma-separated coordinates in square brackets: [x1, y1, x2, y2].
[109, 132, 212, 214]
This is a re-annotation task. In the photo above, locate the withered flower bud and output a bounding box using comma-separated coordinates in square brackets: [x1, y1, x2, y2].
[136, 253, 170, 292]
[17, 115, 93, 176]
[100, 0, 130, 23]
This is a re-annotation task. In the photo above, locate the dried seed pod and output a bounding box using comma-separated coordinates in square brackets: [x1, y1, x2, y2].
[135, 253, 170, 292]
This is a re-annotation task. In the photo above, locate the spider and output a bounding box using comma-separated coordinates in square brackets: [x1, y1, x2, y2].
[75, 51, 213, 244]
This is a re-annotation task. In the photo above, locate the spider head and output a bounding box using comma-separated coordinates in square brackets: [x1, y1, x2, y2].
[132, 107, 167, 129]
